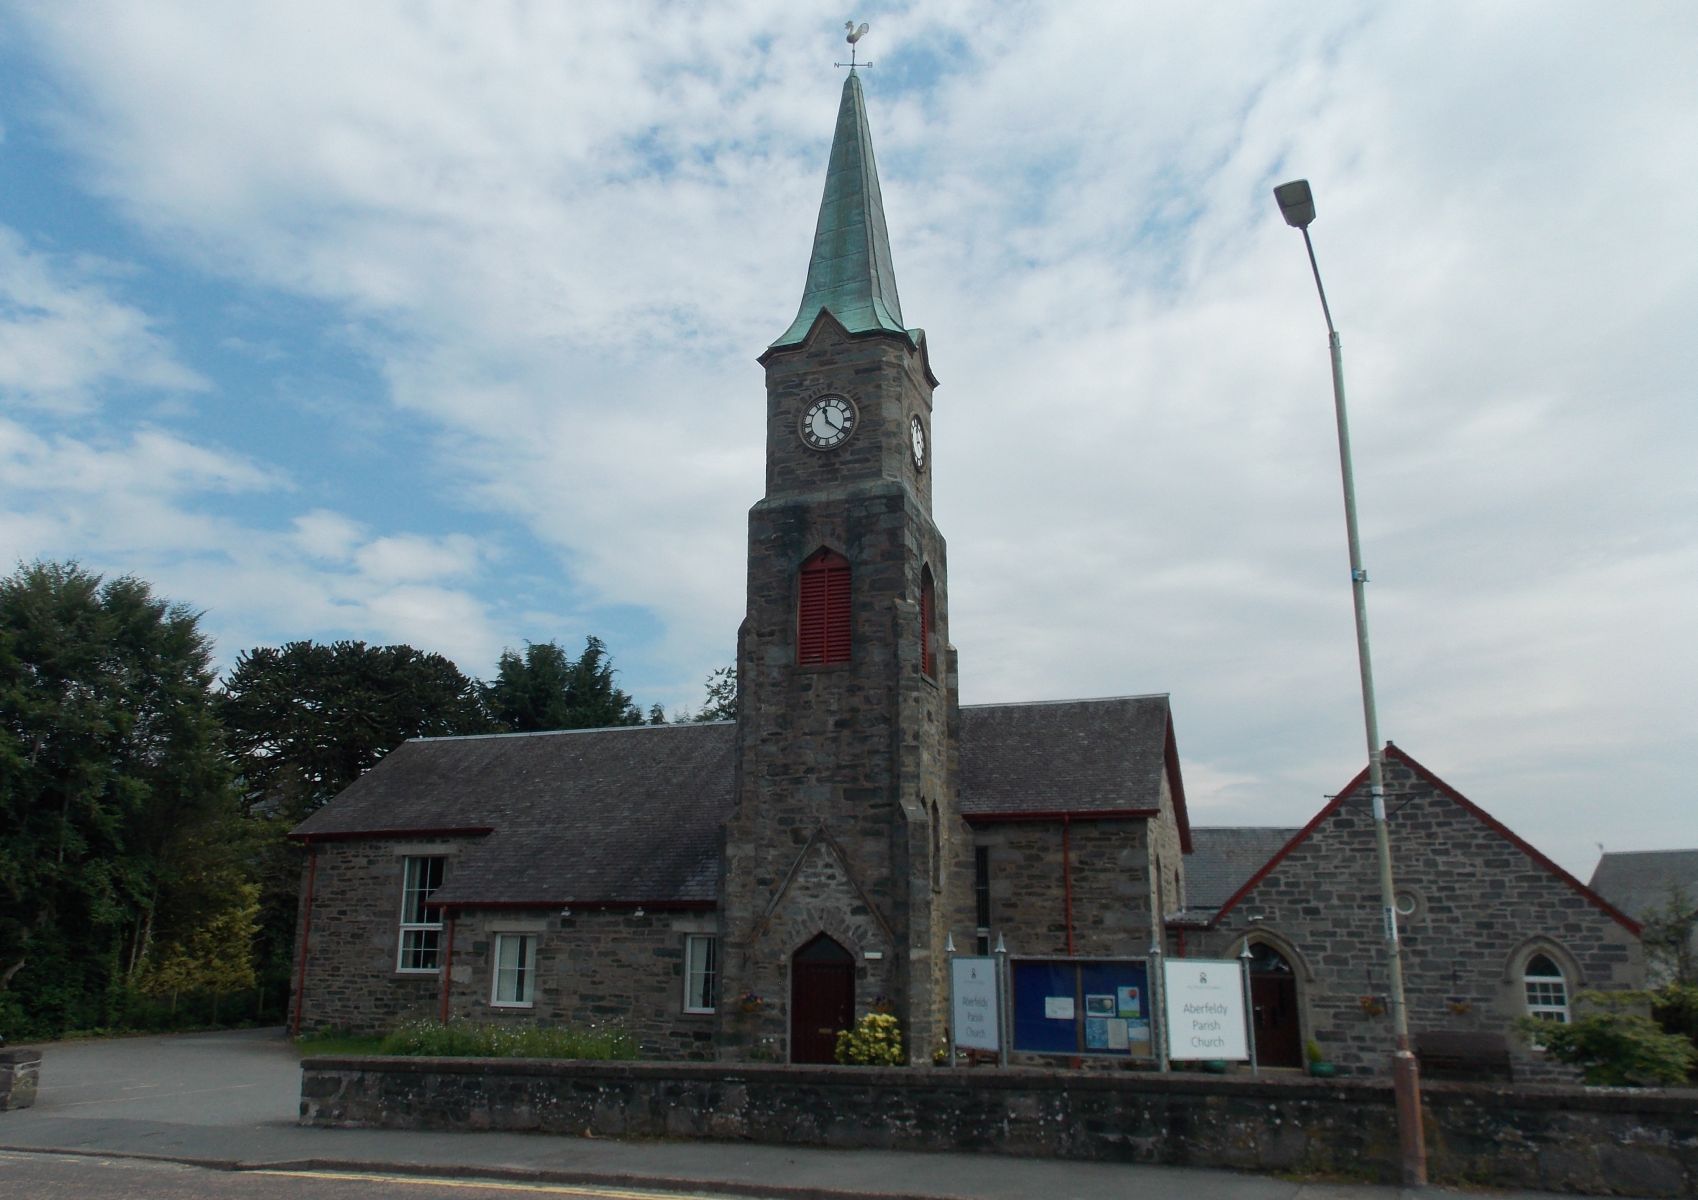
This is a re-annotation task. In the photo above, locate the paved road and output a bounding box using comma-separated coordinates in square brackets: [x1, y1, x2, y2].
[1, 1151, 761, 1199]
[0, 1028, 1637, 1200]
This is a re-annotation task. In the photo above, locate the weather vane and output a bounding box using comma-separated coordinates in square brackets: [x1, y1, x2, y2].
[836, 20, 871, 70]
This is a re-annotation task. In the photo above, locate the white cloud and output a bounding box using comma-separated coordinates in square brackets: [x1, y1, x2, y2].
[0, 228, 206, 411]
[2, 2, 1694, 876]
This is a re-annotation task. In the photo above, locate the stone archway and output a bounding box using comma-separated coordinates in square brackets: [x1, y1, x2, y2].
[790, 933, 855, 1063]
[1247, 941, 1304, 1068]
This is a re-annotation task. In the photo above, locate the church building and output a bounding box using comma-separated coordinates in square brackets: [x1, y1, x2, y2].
[288, 70, 1638, 1074]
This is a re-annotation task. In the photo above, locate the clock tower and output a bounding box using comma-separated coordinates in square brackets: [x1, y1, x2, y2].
[717, 68, 964, 1063]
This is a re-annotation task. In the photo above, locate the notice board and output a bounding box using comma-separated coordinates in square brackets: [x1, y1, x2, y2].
[1010, 957, 1154, 1058]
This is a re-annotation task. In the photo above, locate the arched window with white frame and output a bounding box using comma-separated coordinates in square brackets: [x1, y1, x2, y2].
[1523, 952, 1570, 1023]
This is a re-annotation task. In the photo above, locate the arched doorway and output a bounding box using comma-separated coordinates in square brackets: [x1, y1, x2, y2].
[790, 933, 856, 1063]
[1247, 941, 1303, 1068]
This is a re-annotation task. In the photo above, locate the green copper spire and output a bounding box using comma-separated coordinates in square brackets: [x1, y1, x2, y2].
[772, 70, 908, 348]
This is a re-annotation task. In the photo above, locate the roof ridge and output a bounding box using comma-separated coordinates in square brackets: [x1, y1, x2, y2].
[416, 720, 732, 744]
[961, 693, 1169, 711]
[1595, 848, 1698, 858]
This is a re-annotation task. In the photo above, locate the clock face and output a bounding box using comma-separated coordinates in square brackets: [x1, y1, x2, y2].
[801, 394, 856, 450]
[909, 414, 927, 469]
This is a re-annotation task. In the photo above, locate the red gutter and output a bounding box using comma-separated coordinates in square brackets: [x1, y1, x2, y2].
[439, 913, 456, 1023]
[1165, 715, 1194, 854]
[286, 825, 493, 843]
[434, 898, 714, 912]
[290, 841, 319, 1037]
[1062, 815, 1076, 956]
[966, 808, 1158, 824]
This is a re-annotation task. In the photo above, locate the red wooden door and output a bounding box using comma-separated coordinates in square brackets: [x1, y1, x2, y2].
[1250, 971, 1302, 1067]
[791, 934, 855, 1063]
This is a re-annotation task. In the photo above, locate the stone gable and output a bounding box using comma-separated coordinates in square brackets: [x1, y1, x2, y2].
[1188, 750, 1642, 1080]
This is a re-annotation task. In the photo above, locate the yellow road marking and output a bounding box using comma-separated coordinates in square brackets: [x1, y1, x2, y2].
[251, 1168, 736, 1199]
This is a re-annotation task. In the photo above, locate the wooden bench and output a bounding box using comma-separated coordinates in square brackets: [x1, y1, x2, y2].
[1414, 1030, 1513, 1082]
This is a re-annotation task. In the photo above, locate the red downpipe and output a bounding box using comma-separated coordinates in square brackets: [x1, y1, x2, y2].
[1062, 815, 1075, 957]
[291, 842, 319, 1037]
[439, 914, 456, 1023]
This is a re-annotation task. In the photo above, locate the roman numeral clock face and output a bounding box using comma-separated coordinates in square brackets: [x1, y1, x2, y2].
[800, 394, 856, 450]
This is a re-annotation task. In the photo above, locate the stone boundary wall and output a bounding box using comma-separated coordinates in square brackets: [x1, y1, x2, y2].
[0, 1047, 42, 1111]
[301, 1057, 1698, 1196]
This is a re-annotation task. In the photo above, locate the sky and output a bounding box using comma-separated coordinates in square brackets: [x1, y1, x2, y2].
[2, 2, 1694, 880]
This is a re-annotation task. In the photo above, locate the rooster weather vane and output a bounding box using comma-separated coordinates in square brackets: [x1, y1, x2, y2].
[837, 20, 871, 70]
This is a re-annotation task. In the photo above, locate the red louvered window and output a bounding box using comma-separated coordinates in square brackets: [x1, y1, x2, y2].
[920, 568, 936, 678]
[798, 548, 852, 665]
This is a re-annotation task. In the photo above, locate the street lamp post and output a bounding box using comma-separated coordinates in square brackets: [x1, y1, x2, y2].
[1273, 178, 1427, 1187]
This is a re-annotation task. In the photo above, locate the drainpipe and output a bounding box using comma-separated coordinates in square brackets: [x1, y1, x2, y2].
[1062, 815, 1076, 957]
[439, 913, 456, 1023]
[291, 841, 318, 1038]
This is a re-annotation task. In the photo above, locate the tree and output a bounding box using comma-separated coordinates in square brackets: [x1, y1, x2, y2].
[693, 666, 737, 723]
[136, 882, 259, 1023]
[218, 640, 492, 824]
[1641, 884, 1697, 987]
[1517, 993, 1697, 1086]
[218, 639, 493, 1011]
[0, 562, 236, 1038]
[484, 637, 644, 732]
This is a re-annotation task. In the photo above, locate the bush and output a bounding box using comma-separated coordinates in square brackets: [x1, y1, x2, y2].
[1651, 983, 1698, 1080]
[377, 1018, 637, 1060]
[1517, 992, 1698, 1086]
[834, 1011, 904, 1066]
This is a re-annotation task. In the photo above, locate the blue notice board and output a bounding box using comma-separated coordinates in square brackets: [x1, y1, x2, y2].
[1011, 957, 1153, 1058]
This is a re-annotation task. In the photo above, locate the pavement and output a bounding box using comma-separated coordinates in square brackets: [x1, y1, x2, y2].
[0, 1027, 1632, 1200]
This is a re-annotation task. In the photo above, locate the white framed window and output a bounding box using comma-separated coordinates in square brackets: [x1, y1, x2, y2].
[683, 934, 717, 1013]
[1523, 953, 1570, 1023]
[397, 856, 445, 972]
[492, 934, 536, 1007]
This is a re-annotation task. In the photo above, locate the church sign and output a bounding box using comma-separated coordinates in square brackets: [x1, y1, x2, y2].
[1161, 958, 1250, 1061]
[949, 956, 1001, 1053]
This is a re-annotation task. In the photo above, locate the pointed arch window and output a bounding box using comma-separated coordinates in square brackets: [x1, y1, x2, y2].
[919, 567, 937, 678]
[1523, 953, 1570, 1023]
[798, 548, 852, 665]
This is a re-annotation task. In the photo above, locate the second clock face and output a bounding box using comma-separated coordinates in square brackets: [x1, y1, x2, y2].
[910, 414, 927, 470]
[801, 394, 857, 450]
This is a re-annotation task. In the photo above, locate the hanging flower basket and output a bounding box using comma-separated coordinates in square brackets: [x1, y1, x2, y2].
[1447, 998, 1473, 1016]
[1358, 994, 1386, 1016]
[737, 992, 765, 1015]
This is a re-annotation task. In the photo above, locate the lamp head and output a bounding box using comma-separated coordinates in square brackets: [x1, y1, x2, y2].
[1274, 178, 1316, 229]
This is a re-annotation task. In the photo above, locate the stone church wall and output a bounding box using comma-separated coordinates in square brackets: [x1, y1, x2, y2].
[1149, 770, 1185, 920]
[720, 321, 960, 1063]
[449, 909, 719, 1061]
[1187, 757, 1643, 1081]
[293, 837, 471, 1035]
[974, 819, 1155, 959]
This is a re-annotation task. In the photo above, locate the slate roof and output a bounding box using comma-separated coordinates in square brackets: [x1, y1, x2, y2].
[290, 694, 1189, 907]
[292, 721, 737, 908]
[1588, 850, 1698, 919]
[1183, 827, 1299, 910]
[958, 695, 1179, 821]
